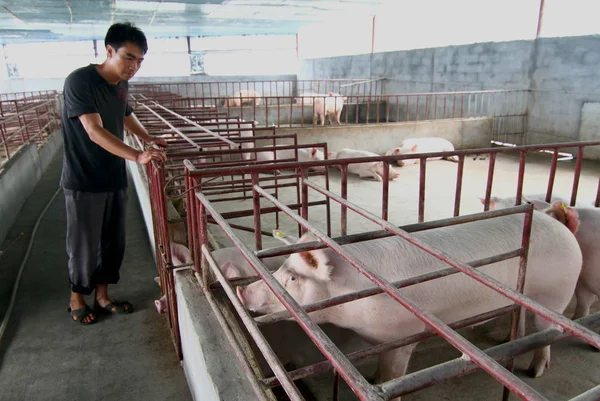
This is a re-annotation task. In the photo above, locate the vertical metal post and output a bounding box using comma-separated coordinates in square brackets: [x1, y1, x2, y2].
[418, 159, 427, 223]
[371, 15, 376, 54]
[341, 165, 348, 236]
[252, 172, 263, 250]
[483, 153, 497, 211]
[545, 149, 559, 202]
[570, 146, 584, 206]
[536, 0, 546, 38]
[453, 155, 465, 216]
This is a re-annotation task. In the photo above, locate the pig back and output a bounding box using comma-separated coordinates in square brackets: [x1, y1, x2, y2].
[323, 211, 582, 341]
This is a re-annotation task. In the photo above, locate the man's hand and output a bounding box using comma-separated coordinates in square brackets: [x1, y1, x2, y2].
[148, 137, 168, 148]
[136, 147, 167, 165]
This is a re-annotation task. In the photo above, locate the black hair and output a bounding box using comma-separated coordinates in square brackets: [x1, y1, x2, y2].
[104, 22, 148, 55]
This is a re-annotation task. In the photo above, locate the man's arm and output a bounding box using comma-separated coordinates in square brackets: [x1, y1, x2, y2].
[79, 113, 166, 164]
[125, 113, 167, 147]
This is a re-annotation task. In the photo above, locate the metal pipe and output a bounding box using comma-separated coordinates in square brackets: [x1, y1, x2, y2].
[298, 180, 600, 349]
[197, 192, 383, 401]
[253, 186, 550, 401]
[379, 312, 600, 398]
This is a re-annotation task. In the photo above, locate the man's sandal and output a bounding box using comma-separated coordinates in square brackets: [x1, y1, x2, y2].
[67, 305, 97, 325]
[95, 300, 134, 314]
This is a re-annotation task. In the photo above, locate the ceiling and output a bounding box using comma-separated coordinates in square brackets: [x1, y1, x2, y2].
[0, 0, 385, 44]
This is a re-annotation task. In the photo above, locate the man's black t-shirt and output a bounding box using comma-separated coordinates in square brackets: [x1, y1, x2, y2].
[60, 64, 133, 192]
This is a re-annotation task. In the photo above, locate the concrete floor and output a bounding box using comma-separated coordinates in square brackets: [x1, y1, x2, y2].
[205, 151, 600, 401]
[0, 152, 192, 401]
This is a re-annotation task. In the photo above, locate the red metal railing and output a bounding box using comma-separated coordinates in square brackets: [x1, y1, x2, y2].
[131, 78, 384, 101]
[128, 88, 600, 400]
[130, 90, 527, 128]
[184, 147, 600, 400]
[0, 94, 61, 167]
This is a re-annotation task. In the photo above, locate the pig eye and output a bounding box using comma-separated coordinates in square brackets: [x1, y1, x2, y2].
[288, 275, 297, 282]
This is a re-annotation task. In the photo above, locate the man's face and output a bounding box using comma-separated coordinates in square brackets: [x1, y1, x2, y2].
[107, 41, 145, 81]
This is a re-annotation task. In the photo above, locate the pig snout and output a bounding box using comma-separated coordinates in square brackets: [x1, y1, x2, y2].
[154, 295, 167, 314]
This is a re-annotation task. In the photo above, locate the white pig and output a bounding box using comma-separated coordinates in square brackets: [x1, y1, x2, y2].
[256, 146, 326, 172]
[491, 196, 600, 320]
[155, 242, 194, 313]
[295, 92, 324, 105]
[237, 212, 582, 395]
[385, 137, 459, 167]
[331, 148, 400, 181]
[483, 193, 592, 211]
[221, 90, 262, 107]
[313, 92, 347, 126]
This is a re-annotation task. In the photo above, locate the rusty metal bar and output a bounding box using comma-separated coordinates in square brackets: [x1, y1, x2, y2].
[570, 146, 584, 206]
[253, 185, 550, 401]
[453, 155, 465, 216]
[379, 312, 600, 399]
[298, 180, 600, 349]
[201, 245, 306, 401]
[197, 191, 382, 401]
[255, 248, 523, 325]
[263, 305, 518, 387]
[545, 149, 559, 202]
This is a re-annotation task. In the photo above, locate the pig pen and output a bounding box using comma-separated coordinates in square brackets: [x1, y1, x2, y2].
[179, 141, 600, 401]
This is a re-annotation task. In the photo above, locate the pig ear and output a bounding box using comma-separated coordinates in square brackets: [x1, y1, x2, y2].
[480, 196, 497, 210]
[523, 197, 551, 210]
[288, 233, 332, 281]
[545, 201, 580, 234]
[327, 151, 335, 159]
[221, 261, 243, 280]
[392, 147, 401, 155]
[310, 147, 317, 156]
[410, 144, 418, 152]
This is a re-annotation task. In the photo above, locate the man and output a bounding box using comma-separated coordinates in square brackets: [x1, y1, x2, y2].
[61, 22, 167, 324]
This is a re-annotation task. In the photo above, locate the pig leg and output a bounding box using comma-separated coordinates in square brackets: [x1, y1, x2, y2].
[359, 168, 383, 182]
[374, 343, 418, 400]
[528, 315, 555, 377]
[444, 155, 459, 162]
[573, 282, 597, 320]
[335, 109, 342, 125]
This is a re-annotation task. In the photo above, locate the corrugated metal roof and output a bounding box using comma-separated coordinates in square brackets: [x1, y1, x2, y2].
[0, 0, 383, 44]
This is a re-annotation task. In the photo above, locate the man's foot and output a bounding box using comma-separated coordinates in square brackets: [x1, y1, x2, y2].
[69, 293, 96, 324]
[68, 304, 97, 324]
[95, 297, 134, 314]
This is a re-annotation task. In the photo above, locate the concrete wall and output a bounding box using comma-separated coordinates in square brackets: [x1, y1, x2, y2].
[299, 41, 533, 94]
[298, 35, 600, 146]
[272, 117, 492, 155]
[0, 78, 66, 94]
[527, 36, 600, 143]
[0, 130, 63, 246]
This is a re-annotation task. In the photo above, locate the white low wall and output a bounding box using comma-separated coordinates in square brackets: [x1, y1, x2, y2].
[0, 130, 63, 246]
[271, 117, 493, 154]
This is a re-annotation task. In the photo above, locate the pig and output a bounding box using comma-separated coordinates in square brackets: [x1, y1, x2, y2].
[385, 137, 459, 167]
[483, 193, 592, 211]
[295, 92, 325, 105]
[331, 148, 400, 181]
[491, 196, 600, 320]
[256, 146, 326, 172]
[155, 242, 194, 313]
[313, 92, 347, 126]
[221, 89, 262, 107]
[236, 212, 583, 395]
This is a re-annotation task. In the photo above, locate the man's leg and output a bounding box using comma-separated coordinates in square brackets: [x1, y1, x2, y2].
[65, 189, 109, 323]
[94, 189, 133, 313]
